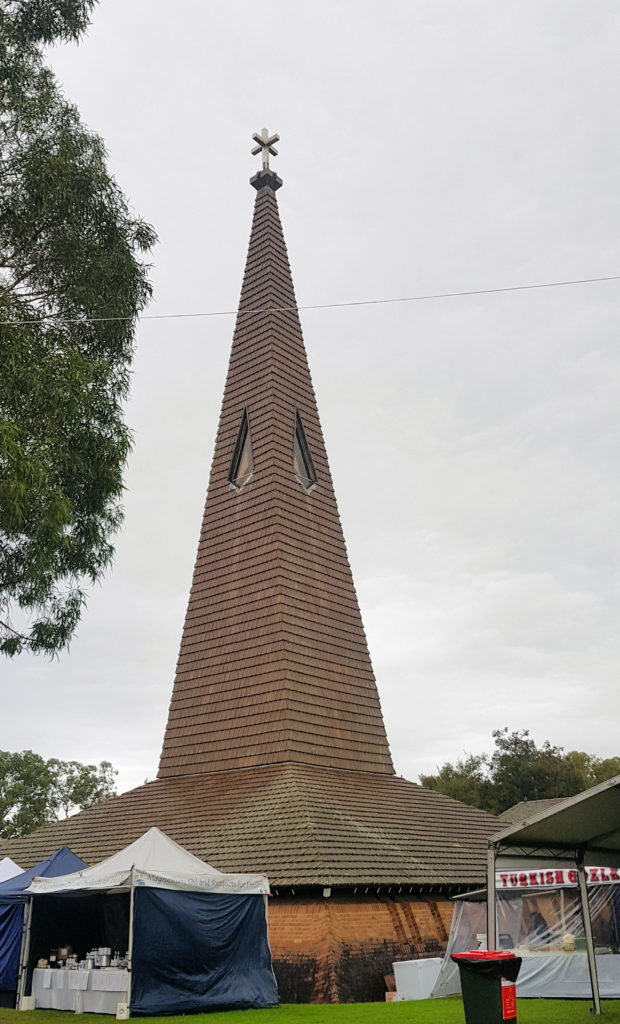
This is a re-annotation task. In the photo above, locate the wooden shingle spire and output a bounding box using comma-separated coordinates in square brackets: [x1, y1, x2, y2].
[158, 136, 394, 779]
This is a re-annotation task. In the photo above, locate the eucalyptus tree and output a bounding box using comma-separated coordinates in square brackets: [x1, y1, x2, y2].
[0, 748, 117, 837]
[420, 729, 620, 814]
[0, 1, 156, 655]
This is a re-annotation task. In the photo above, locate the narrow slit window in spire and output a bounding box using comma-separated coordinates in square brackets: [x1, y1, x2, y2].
[293, 412, 316, 491]
[229, 409, 254, 489]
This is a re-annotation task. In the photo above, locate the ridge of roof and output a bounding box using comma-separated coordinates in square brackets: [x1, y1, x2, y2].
[158, 179, 394, 779]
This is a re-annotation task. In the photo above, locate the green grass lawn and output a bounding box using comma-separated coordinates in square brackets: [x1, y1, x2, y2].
[1, 999, 618, 1024]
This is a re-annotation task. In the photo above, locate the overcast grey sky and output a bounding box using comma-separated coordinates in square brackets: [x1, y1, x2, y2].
[3, 0, 620, 795]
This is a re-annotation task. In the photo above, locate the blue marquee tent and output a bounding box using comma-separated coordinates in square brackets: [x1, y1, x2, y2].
[0, 847, 86, 1005]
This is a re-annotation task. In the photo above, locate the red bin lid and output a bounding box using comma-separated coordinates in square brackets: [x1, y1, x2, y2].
[452, 951, 515, 960]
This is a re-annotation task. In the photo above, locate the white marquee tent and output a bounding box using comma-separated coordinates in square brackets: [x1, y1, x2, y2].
[0, 859, 21, 884]
[486, 775, 620, 1015]
[20, 828, 278, 1015]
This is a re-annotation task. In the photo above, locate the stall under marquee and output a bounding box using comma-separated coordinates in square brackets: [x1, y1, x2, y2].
[432, 866, 620, 1000]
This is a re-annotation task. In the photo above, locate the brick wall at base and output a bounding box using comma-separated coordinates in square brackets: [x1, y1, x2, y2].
[268, 893, 454, 1003]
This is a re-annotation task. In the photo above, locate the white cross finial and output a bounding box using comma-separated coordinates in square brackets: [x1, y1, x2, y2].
[251, 128, 280, 170]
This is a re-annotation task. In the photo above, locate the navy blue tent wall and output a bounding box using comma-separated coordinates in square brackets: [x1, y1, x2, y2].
[0, 847, 86, 1006]
[131, 889, 278, 1016]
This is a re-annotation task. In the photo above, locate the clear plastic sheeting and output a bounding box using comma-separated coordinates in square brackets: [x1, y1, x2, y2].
[432, 880, 620, 999]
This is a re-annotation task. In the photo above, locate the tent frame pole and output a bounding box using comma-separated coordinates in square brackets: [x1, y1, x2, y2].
[16, 895, 33, 1009]
[577, 851, 601, 1015]
[127, 874, 136, 1015]
[486, 842, 497, 951]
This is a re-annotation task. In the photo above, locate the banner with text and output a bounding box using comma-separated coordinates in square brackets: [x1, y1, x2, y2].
[497, 866, 620, 889]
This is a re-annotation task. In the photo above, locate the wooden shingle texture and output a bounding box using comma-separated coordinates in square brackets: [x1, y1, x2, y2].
[1, 763, 496, 887]
[158, 183, 394, 779]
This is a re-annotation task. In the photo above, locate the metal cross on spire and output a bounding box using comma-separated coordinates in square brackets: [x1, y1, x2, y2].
[251, 128, 280, 170]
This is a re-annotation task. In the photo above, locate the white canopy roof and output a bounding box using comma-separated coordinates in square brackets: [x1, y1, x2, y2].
[26, 827, 269, 895]
[0, 856, 22, 883]
[490, 773, 620, 868]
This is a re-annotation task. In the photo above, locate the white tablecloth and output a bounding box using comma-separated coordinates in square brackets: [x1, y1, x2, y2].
[32, 968, 129, 1014]
[514, 951, 620, 998]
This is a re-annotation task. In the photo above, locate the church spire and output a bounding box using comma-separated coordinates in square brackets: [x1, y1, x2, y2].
[158, 135, 394, 779]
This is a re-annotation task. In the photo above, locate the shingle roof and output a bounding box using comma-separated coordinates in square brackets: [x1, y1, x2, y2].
[158, 179, 393, 779]
[0, 763, 498, 887]
[497, 797, 566, 825]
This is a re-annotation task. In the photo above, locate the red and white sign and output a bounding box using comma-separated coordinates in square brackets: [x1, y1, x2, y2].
[501, 979, 517, 1019]
[497, 866, 620, 890]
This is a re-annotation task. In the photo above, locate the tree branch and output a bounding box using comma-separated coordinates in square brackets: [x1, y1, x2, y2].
[0, 619, 34, 646]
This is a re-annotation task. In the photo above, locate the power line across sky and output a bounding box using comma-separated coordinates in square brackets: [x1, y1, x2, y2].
[1, 273, 619, 327]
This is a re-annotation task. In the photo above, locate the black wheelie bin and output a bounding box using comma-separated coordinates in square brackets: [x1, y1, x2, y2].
[451, 950, 522, 1024]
